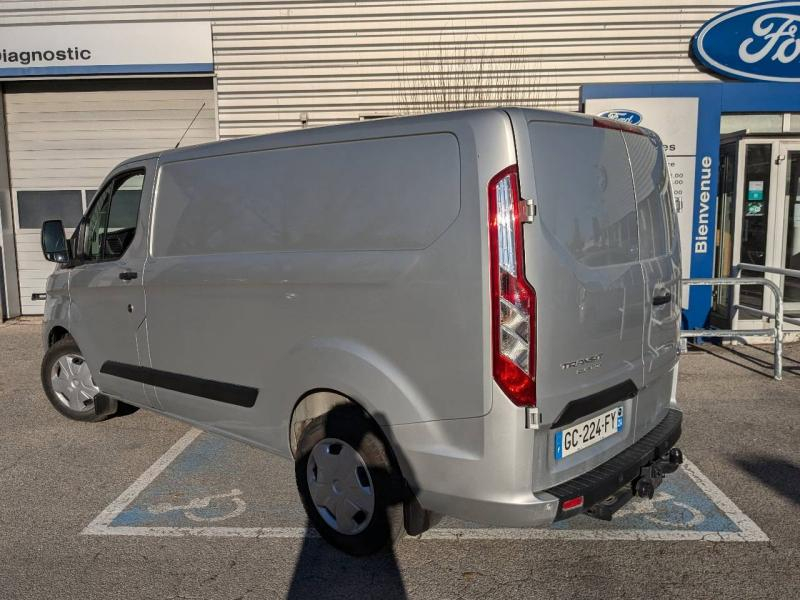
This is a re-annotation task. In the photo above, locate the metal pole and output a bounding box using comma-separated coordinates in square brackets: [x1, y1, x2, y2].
[774, 286, 783, 381]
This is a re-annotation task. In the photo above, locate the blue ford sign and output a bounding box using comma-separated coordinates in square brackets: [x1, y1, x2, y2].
[692, 1, 800, 82]
[597, 109, 642, 125]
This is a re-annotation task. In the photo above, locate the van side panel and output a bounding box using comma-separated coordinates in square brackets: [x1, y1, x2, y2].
[141, 112, 516, 453]
[151, 134, 460, 257]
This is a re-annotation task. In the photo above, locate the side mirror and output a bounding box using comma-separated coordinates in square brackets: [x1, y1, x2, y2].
[41, 220, 71, 263]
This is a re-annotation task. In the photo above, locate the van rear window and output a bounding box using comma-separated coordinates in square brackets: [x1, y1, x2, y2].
[527, 121, 639, 267]
[151, 133, 460, 257]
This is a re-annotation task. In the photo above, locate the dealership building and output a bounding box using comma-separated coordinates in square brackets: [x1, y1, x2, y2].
[0, 1, 798, 334]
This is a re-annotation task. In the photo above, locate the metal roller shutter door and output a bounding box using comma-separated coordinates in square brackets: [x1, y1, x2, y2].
[5, 78, 217, 315]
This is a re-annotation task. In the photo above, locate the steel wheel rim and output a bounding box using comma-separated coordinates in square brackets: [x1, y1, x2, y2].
[50, 353, 99, 413]
[306, 437, 376, 535]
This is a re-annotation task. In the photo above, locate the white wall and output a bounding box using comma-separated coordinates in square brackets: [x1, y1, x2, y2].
[0, 1, 745, 138]
[5, 80, 217, 314]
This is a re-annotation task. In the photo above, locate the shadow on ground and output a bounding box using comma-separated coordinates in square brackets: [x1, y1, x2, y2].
[734, 455, 800, 507]
[287, 530, 406, 600]
[688, 342, 800, 379]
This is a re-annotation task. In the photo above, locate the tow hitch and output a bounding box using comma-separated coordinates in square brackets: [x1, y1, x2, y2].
[586, 447, 683, 521]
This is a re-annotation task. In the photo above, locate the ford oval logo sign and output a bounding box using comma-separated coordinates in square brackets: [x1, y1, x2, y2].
[597, 110, 642, 125]
[692, 1, 800, 82]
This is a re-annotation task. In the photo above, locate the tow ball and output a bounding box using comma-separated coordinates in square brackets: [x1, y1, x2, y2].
[634, 448, 683, 499]
[586, 448, 683, 521]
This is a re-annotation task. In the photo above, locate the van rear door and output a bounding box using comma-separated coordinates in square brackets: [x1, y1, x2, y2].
[511, 111, 646, 429]
[623, 130, 681, 435]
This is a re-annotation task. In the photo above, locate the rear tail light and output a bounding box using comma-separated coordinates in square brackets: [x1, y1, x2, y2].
[488, 165, 536, 407]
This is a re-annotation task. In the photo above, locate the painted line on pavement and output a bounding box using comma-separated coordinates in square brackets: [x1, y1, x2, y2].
[83, 428, 768, 542]
[83, 428, 203, 534]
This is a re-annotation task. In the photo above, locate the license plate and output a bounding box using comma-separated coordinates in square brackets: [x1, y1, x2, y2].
[555, 406, 624, 460]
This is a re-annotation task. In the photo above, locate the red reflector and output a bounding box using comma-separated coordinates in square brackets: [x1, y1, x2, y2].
[562, 496, 584, 511]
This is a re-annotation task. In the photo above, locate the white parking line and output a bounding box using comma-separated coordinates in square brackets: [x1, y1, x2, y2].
[83, 428, 769, 542]
[83, 428, 203, 534]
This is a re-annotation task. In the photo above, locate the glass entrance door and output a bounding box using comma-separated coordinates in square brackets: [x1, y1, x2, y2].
[729, 139, 800, 329]
[738, 143, 773, 311]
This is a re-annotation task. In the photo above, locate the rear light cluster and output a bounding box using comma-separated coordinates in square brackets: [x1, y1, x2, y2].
[488, 165, 536, 407]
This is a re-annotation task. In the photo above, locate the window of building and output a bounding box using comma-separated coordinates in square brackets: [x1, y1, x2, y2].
[16, 190, 83, 230]
[720, 113, 783, 134]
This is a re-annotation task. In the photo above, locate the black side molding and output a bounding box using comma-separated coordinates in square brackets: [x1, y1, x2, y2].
[100, 361, 258, 408]
[551, 379, 638, 429]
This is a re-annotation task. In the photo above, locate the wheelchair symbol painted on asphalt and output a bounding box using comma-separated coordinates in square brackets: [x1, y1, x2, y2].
[148, 488, 246, 523]
[615, 490, 704, 528]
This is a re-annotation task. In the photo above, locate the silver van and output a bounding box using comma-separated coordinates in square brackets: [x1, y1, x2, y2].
[39, 108, 684, 555]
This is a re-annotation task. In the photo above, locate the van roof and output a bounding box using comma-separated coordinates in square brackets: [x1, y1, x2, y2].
[114, 107, 602, 170]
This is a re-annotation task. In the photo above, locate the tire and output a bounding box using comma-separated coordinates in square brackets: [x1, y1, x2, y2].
[295, 404, 406, 556]
[41, 337, 114, 422]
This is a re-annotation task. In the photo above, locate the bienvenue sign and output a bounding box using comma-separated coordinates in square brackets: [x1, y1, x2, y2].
[0, 22, 213, 78]
[692, 1, 800, 82]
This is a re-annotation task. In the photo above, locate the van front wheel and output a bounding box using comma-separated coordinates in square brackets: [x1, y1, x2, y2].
[41, 338, 112, 422]
[294, 405, 405, 555]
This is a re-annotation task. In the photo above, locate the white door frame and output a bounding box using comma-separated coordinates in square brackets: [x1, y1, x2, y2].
[731, 138, 800, 331]
[776, 142, 800, 319]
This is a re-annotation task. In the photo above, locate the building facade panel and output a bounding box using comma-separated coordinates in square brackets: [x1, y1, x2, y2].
[1, 2, 736, 136]
[4, 79, 216, 314]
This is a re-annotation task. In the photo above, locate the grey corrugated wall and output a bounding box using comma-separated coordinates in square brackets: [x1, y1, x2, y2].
[0, 1, 740, 138]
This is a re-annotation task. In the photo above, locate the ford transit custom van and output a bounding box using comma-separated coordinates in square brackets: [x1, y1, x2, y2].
[40, 108, 684, 555]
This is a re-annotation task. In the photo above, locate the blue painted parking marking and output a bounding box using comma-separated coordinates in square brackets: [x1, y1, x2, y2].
[84, 428, 768, 542]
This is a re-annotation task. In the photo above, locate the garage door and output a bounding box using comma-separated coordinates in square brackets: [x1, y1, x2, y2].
[5, 78, 217, 315]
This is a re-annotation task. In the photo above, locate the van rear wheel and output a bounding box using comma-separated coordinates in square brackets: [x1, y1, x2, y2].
[294, 405, 405, 555]
[41, 338, 113, 422]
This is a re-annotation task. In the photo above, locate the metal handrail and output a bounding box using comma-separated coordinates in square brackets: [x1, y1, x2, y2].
[734, 263, 800, 327]
[681, 277, 783, 380]
[735, 263, 800, 279]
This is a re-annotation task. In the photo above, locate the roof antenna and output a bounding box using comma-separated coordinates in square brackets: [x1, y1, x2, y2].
[175, 102, 207, 148]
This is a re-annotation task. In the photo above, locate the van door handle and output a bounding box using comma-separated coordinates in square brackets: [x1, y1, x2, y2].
[119, 271, 138, 281]
[653, 291, 672, 306]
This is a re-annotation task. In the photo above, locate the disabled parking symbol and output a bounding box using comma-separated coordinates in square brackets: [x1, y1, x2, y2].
[147, 488, 247, 523]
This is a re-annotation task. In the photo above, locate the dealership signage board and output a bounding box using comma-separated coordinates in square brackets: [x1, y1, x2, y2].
[692, 1, 800, 82]
[0, 22, 213, 77]
[587, 97, 699, 308]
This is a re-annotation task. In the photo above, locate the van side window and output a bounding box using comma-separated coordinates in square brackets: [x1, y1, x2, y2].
[82, 171, 144, 261]
[83, 188, 112, 260]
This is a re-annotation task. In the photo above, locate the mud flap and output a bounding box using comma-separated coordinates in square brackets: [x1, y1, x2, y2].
[93, 393, 119, 419]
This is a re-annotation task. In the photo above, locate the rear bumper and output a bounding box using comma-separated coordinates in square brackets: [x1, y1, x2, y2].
[406, 408, 682, 528]
[545, 408, 683, 521]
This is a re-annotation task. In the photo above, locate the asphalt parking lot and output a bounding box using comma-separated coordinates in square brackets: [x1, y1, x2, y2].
[1, 319, 798, 600]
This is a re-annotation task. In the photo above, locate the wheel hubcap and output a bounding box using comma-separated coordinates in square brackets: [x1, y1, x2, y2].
[50, 353, 99, 413]
[306, 438, 375, 535]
